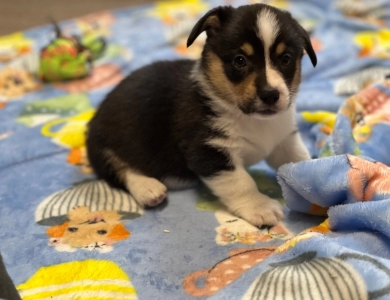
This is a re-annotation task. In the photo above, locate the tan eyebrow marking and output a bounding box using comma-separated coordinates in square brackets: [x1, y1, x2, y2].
[241, 43, 254, 56]
[205, 51, 257, 106]
[276, 42, 286, 55]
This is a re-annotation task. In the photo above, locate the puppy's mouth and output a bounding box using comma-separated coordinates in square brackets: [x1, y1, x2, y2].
[257, 109, 278, 116]
[239, 99, 284, 116]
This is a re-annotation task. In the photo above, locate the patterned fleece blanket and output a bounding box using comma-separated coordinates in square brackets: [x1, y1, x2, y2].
[1, 0, 390, 299]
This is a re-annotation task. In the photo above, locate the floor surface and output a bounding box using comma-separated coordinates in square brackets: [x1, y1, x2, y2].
[0, 0, 155, 35]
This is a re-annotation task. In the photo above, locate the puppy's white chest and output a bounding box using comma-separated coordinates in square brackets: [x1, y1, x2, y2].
[210, 112, 295, 167]
[239, 117, 289, 166]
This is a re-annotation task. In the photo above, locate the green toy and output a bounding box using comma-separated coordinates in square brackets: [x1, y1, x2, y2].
[39, 23, 106, 82]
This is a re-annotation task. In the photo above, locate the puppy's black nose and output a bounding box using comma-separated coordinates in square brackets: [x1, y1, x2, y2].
[259, 89, 280, 105]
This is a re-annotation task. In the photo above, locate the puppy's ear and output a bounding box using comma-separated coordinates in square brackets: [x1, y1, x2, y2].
[284, 11, 317, 67]
[187, 6, 234, 47]
[297, 24, 317, 67]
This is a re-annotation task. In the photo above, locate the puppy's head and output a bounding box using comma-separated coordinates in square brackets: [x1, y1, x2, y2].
[188, 4, 316, 117]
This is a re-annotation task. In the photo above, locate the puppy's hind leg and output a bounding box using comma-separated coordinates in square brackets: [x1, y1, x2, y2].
[123, 169, 167, 207]
[105, 150, 167, 207]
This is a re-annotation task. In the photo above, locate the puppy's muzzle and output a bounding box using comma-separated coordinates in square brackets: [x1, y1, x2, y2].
[258, 88, 280, 106]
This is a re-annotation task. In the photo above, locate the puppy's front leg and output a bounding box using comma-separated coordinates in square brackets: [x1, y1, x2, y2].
[202, 167, 284, 227]
[266, 131, 310, 170]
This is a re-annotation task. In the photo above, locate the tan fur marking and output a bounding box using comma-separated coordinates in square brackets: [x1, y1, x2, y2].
[236, 72, 257, 102]
[276, 42, 286, 55]
[203, 15, 221, 31]
[241, 43, 254, 56]
[290, 59, 302, 96]
[206, 51, 236, 104]
[104, 149, 128, 183]
[205, 51, 257, 106]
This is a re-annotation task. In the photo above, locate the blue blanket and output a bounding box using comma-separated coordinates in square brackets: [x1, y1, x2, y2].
[1, 0, 390, 299]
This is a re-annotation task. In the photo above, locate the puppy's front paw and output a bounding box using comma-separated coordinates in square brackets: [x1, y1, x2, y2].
[235, 195, 284, 227]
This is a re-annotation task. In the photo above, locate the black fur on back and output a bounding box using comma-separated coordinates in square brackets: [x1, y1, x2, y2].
[87, 60, 233, 189]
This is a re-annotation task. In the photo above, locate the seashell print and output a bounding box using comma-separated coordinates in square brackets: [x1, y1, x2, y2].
[35, 180, 143, 226]
[17, 260, 138, 300]
[243, 251, 368, 300]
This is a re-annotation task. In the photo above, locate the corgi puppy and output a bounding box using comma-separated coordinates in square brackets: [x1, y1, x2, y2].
[87, 4, 317, 227]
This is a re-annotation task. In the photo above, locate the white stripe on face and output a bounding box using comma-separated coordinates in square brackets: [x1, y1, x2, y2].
[256, 8, 290, 109]
[257, 8, 279, 51]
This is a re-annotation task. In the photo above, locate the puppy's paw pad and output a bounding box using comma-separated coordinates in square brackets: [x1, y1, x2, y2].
[237, 199, 284, 227]
[147, 193, 166, 207]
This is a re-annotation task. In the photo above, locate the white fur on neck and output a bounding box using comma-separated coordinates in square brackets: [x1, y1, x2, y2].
[210, 105, 295, 167]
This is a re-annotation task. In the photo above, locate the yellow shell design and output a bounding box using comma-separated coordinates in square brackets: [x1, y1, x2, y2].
[150, 0, 208, 23]
[0, 32, 32, 62]
[250, 0, 288, 9]
[17, 260, 137, 300]
[355, 29, 390, 59]
[41, 109, 95, 149]
[301, 111, 337, 128]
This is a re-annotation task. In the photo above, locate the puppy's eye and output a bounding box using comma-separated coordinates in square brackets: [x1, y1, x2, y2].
[281, 54, 292, 66]
[97, 230, 107, 235]
[233, 55, 247, 68]
[68, 227, 78, 233]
